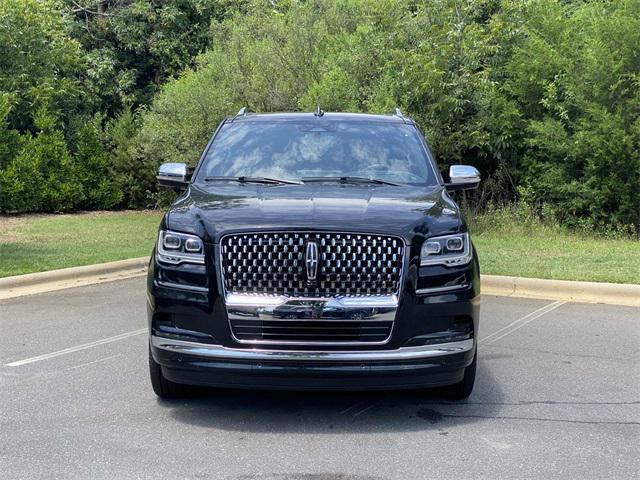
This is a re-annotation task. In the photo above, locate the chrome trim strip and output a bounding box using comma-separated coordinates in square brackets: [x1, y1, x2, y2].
[151, 336, 474, 362]
[225, 293, 398, 308]
[415, 284, 470, 295]
[154, 280, 209, 293]
[225, 293, 398, 346]
[226, 294, 286, 307]
[226, 336, 394, 347]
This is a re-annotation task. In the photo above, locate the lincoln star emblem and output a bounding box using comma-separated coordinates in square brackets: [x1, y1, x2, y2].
[304, 241, 319, 282]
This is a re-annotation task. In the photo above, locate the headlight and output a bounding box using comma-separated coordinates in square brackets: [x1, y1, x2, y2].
[420, 233, 472, 267]
[156, 230, 205, 265]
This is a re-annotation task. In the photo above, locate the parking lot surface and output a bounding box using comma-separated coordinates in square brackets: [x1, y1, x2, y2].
[1, 277, 639, 480]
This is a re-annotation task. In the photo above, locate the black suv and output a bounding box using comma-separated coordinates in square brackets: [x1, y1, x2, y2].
[147, 109, 481, 399]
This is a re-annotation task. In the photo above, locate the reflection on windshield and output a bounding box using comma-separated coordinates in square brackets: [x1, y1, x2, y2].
[197, 121, 436, 185]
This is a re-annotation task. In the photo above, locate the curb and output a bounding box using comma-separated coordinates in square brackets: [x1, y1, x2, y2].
[1, 257, 638, 307]
[0, 257, 149, 300]
[482, 274, 640, 308]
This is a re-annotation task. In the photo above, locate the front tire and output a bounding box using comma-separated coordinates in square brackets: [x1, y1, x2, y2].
[443, 349, 477, 400]
[149, 347, 190, 399]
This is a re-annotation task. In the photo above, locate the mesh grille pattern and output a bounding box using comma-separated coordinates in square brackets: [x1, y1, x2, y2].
[220, 232, 404, 296]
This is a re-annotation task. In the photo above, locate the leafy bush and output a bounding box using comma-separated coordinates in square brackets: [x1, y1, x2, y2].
[73, 119, 123, 209]
[0, 0, 638, 234]
[134, 0, 639, 233]
[0, 0, 85, 132]
[1, 110, 82, 212]
[0, 93, 22, 170]
[106, 108, 163, 208]
[0, 0, 121, 213]
[64, 0, 240, 113]
[504, 0, 640, 231]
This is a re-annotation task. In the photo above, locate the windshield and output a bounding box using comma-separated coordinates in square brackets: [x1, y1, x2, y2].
[195, 120, 437, 185]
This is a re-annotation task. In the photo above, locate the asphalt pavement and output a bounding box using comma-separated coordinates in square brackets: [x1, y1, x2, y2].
[1, 277, 638, 480]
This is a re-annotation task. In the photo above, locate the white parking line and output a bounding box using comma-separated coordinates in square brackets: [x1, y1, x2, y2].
[14, 354, 123, 385]
[5, 329, 146, 367]
[340, 400, 370, 415]
[4, 301, 567, 367]
[479, 300, 567, 346]
[352, 399, 385, 417]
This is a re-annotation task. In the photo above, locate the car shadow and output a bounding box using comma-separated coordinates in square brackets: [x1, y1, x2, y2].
[159, 360, 505, 433]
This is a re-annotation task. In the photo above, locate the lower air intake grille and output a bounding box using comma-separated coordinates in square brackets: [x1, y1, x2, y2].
[229, 318, 394, 344]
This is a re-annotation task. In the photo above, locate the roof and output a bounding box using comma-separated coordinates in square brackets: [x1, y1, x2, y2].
[228, 111, 412, 124]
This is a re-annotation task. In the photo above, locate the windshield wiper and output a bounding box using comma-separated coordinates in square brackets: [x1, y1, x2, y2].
[204, 176, 302, 185]
[301, 176, 400, 186]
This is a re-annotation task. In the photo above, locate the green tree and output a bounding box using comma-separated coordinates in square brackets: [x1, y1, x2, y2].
[0, 0, 86, 132]
[64, 0, 241, 113]
[506, 0, 640, 229]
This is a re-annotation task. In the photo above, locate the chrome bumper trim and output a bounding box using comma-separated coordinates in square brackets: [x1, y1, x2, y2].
[225, 293, 398, 345]
[225, 293, 399, 308]
[415, 284, 470, 295]
[151, 336, 474, 362]
[154, 280, 208, 293]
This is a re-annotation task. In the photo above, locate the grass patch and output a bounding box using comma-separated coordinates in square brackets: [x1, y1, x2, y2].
[1, 208, 638, 284]
[469, 207, 640, 284]
[0, 211, 163, 277]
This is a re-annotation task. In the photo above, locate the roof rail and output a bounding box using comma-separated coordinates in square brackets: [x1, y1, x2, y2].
[392, 107, 412, 124]
[233, 107, 248, 120]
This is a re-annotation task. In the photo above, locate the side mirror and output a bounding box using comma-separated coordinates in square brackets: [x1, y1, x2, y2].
[445, 165, 480, 191]
[157, 163, 191, 190]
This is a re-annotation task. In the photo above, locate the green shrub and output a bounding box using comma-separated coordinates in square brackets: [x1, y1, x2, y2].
[0, 93, 22, 171]
[505, 0, 640, 232]
[2, 110, 82, 212]
[74, 118, 123, 209]
[132, 0, 639, 233]
[0, 0, 637, 233]
[105, 108, 161, 208]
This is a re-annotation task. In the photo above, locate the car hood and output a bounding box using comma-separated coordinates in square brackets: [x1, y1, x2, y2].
[165, 183, 462, 243]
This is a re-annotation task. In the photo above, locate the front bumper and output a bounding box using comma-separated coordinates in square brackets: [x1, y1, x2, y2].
[148, 237, 481, 390]
[150, 335, 476, 390]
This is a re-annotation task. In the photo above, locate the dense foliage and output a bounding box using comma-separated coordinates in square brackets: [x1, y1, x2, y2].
[0, 0, 233, 210]
[0, 0, 638, 234]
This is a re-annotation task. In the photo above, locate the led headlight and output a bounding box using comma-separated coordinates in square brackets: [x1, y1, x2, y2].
[157, 230, 204, 265]
[420, 233, 472, 267]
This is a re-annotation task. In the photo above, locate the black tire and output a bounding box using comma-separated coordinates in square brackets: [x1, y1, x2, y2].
[443, 349, 477, 400]
[149, 347, 190, 399]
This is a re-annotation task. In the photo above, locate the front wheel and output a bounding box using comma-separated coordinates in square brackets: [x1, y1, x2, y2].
[443, 348, 477, 400]
[149, 347, 190, 399]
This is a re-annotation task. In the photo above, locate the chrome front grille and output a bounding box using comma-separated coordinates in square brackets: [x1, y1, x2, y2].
[219, 232, 405, 297]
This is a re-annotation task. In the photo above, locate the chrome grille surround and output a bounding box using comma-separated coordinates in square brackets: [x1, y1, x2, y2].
[224, 293, 397, 345]
[220, 232, 404, 297]
[218, 231, 406, 346]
